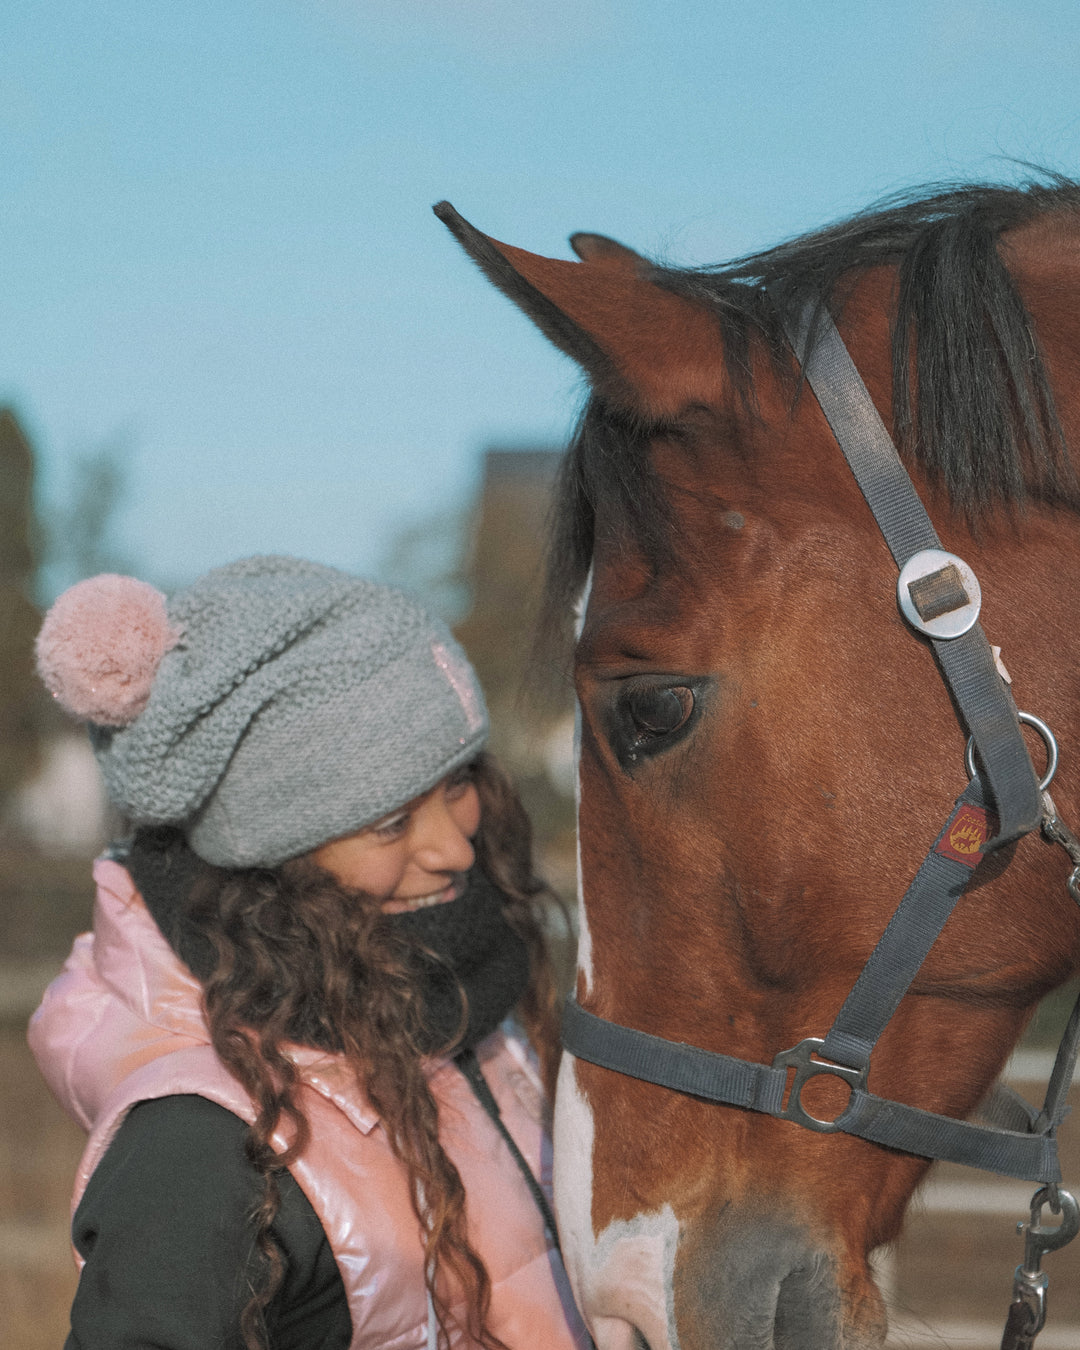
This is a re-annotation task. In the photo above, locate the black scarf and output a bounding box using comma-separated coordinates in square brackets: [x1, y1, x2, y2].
[124, 830, 531, 1055]
[383, 867, 531, 1051]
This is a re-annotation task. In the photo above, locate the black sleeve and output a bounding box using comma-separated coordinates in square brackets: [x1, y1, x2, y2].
[66, 1095, 351, 1350]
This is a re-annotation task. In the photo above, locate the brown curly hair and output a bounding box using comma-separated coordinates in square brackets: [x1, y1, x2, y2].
[173, 753, 562, 1350]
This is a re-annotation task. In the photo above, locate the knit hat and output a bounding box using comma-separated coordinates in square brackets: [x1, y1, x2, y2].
[35, 556, 489, 867]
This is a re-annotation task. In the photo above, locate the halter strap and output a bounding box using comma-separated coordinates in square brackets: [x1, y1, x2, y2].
[562, 997, 1061, 1182]
[783, 299, 1041, 846]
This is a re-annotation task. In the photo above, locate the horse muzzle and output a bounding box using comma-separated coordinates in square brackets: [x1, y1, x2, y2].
[668, 1204, 886, 1350]
[571, 1205, 887, 1350]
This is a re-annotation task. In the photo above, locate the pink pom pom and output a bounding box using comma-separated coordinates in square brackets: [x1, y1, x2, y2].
[35, 575, 183, 726]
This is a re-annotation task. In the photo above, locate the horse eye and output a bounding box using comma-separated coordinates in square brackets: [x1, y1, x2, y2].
[604, 677, 707, 773]
[626, 685, 694, 738]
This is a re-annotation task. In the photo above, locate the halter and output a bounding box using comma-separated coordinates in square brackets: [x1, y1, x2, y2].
[560, 297, 1080, 1348]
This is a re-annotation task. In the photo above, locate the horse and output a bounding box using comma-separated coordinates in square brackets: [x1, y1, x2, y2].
[436, 177, 1080, 1350]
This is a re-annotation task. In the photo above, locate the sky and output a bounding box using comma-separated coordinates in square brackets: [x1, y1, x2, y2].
[5, 0, 1080, 603]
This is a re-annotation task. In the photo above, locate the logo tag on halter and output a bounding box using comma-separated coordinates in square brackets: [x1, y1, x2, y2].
[936, 804, 993, 867]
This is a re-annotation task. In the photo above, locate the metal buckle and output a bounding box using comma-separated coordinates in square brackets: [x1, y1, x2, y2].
[897, 548, 982, 640]
[771, 1038, 868, 1134]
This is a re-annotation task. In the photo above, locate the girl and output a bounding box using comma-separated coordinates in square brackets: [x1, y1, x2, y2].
[29, 554, 589, 1350]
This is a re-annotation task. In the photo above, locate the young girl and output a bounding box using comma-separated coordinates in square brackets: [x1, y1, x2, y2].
[28, 554, 589, 1350]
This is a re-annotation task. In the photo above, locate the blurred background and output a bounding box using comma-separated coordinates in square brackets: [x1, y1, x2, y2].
[4, 1, 1080, 1345]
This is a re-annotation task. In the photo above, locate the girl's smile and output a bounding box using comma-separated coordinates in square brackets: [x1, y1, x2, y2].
[309, 766, 480, 911]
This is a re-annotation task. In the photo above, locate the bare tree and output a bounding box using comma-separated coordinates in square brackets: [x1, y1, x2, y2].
[54, 437, 134, 585]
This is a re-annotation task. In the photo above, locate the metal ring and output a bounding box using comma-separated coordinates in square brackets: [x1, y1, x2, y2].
[965, 711, 1059, 792]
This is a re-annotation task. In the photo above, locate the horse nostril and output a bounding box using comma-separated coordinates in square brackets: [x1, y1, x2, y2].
[632, 1331, 653, 1350]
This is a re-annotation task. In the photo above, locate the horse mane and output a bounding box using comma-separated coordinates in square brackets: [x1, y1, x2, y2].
[541, 173, 1080, 646]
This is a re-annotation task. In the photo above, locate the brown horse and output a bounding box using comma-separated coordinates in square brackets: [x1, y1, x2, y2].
[438, 179, 1080, 1350]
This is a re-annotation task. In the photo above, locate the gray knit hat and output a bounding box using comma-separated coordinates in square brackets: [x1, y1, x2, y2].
[35, 555, 489, 867]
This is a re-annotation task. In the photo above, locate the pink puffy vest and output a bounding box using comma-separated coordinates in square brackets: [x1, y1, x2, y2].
[29, 859, 589, 1350]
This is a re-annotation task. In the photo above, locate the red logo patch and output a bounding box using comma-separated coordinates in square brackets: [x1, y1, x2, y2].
[936, 804, 992, 867]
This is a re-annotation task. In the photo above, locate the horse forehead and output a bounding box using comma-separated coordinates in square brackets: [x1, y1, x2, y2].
[577, 504, 869, 669]
[578, 405, 884, 654]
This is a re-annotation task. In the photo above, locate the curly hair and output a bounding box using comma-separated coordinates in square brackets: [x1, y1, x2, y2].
[166, 752, 562, 1350]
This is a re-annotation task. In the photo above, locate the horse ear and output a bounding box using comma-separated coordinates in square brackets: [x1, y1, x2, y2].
[434, 201, 724, 416]
[568, 232, 643, 268]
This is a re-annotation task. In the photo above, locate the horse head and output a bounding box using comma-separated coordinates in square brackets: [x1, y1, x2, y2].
[438, 183, 1080, 1350]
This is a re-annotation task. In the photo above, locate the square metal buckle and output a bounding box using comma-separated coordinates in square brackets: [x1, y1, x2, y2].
[771, 1038, 867, 1133]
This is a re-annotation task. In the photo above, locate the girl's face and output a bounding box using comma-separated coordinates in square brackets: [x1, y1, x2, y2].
[309, 766, 481, 912]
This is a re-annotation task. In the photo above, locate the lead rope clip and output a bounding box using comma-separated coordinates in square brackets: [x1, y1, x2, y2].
[1001, 1187, 1080, 1350]
[1040, 790, 1080, 905]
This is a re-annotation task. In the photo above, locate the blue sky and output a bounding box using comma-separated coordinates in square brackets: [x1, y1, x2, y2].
[5, 0, 1080, 601]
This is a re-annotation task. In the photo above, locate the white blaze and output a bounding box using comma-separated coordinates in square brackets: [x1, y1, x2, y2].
[554, 1055, 681, 1350]
[572, 571, 593, 994]
[557, 569, 679, 1347]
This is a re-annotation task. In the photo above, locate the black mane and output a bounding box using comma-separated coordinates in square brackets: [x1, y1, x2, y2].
[542, 174, 1080, 642]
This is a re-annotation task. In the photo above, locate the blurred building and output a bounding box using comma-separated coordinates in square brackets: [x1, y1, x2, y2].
[455, 448, 576, 894]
